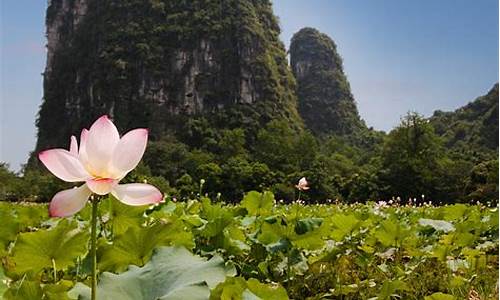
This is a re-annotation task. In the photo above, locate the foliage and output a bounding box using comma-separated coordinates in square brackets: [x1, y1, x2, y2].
[6, 219, 89, 279]
[241, 191, 275, 216]
[379, 112, 446, 200]
[430, 83, 498, 160]
[70, 246, 234, 300]
[289, 27, 366, 137]
[0, 163, 20, 201]
[211, 277, 288, 300]
[0, 194, 497, 299]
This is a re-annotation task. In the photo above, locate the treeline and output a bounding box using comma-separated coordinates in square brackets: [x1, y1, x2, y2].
[1, 111, 497, 205]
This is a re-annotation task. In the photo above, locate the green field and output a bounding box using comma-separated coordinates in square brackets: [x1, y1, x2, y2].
[1, 192, 498, 299]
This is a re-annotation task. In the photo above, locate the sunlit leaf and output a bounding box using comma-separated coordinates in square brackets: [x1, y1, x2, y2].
[424, 292, 456, 300]
[246, 278, 288, 300]
[43, 280, 74, 300]
[3, 280, 43, 300]
[0, 267, 8, 297]
[418, 218, 455, 233]
[374, 220, 410, 248]
[8, 219, 89, 277]
[15, 205, 49, 230]
[211, 277, 288, 300]
[378, 280, 408, 299]
[241, 191, 274, 216]
[0, 207, 19, 255]
[70, 246, 235, 300]
[102, 196, 146, 235]
[199, 198, 234, 238]
[330, 214, 361, 241]
[441, 204, 468, 221]
[98, 222, 194, 272]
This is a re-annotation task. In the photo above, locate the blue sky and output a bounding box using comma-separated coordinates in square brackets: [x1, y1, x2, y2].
[1, 0, 498, 171]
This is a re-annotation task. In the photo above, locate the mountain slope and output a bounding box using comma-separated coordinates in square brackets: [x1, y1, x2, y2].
[430, 83, 498, 160]
[289, 27, 366, 137]
[35, 0, 302, 152]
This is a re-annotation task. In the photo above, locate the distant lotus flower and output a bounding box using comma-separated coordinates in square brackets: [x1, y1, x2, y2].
[39, 115, 163, 217]
[375, 201, 388, 209]
[295, 177, 310, 191]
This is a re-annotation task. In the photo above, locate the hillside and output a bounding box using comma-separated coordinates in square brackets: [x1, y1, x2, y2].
[430, 83, 498, 161]
[289, 27, 366, 137]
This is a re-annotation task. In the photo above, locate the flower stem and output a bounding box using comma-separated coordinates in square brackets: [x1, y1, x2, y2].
[51, 258, 57, 283]
[90, 196, 99, 300]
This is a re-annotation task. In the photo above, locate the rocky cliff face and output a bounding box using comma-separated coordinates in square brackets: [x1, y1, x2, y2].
[36, 0, 301, 151]
[290, 27, 365, 136]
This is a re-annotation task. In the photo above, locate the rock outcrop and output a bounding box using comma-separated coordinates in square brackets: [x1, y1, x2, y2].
[36, 0, 301, 151]
[290, 27, 365, 136]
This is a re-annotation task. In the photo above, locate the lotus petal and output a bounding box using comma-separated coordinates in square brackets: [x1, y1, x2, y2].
[112, 183, 163, 206]
[110, 128, 148, 178]
[49, 184, 92, 217]
[86, 178, 118, 195]
[85, 116, 120, 177]
[39, 149, 90, 182]
[69, 136, 78, 157]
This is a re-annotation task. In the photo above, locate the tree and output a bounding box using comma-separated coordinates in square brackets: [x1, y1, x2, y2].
[0, 163, 20, 201]
[142, 139, 190, 181]
[465, 159, 499, 204]
[217, 128, 248, 159]
[380, 112, 445, 201]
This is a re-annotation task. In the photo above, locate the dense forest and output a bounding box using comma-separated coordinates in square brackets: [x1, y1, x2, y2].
[2, 83, 497, 205]
[0, 0, 497, 205]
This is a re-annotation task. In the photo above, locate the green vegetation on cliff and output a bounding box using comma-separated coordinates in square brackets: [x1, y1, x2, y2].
[37, 0, 302, 152]
[290, 27, 365, 137]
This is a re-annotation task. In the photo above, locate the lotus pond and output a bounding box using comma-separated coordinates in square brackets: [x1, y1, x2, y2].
[0, 191, 498, 299]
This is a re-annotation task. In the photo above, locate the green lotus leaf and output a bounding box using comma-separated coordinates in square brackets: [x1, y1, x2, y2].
[3, 280, 43, 300]
[292, 232, 324, 250]
[294, 217, 322, 235]
[241, 191, 274, 216]
[374, 219, 410, 248]
[198, 198, 234, 238]
[330, 214, 361, 241]
[378, 279, 408, 300]
[8, 219, 89, 277]
[98, 222, 194, 273]
[223, 224, 250, 254]
[102, 196, 147, 236]
[211, 277, 288, 300]
[418, 218, 455, 233]
[441, 204, 468, 221]
[0, 207, 19, 256]
[245, 278, 288, 300]
[14, 204, 49, 231]
[424, 292, 456, 300]
[70, 246, 235, 300]
[0, 267, 8, 297]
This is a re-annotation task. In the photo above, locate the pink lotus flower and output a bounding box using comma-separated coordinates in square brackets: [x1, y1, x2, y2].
[295, 177, 310, 191]
[39, 115, 163, 217]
